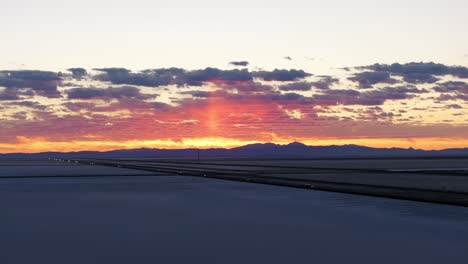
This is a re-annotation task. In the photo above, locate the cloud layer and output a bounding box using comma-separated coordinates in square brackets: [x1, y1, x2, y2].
[1, 62, 467, 152]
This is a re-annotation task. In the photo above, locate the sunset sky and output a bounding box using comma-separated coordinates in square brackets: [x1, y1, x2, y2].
[1, 0, 467, 153]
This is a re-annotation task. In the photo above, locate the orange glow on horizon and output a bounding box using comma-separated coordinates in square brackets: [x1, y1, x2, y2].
[1, 135, 467, 154]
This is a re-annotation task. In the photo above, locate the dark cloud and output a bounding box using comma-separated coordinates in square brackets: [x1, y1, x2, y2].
[177, 88, 312, 105]
[67, 68, 87, 79]
[253, 69, 312, 81]
[94, 68, 130, 75]
[94, 67, 253, 87]
[433, 81, 468, 101]
[9, 111, 29, 120]
[92, 67, 313, 87]
[446, 104, 463, 109]
[0, 70, 60, 82]
[380, 86, 428, 94]
[348, 71, 399, 88]
[182, 68, 253, 86]
[63, 102, 96, 112]
[229, 61, 249, 67]
[232, 82, 274, 93]
[359, 87, 422, 104]
[179, 90, 213, 98]
[284, 56, 292, 60]
[313, 89, 361, 105]
[180, 81, 274, 99]
[437, 94, 468, 101]
[310, 76, 339, 90]
[238, 91, 315, 104]
[149, 68, 186, 76]
[433, 81, 468, 94]
[270, 92, 305, 101]
[278, 82, 312, 91]
[355, 106, 397, 121]
[403, 73, 440, 84]
[8, 101, 47, 110]
[0, 70, 62, 98]
[63, 99, 170, 113]
[358, 62, 468, 83]
[320, 89, 361, 97]
[67, 86, 157, 101]
[313, 86, 425, 106]
[0, 89, 21, 101]
[94, 68, 179, 87]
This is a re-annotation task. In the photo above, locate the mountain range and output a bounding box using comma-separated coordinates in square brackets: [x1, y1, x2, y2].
[2, 142, 468, 159]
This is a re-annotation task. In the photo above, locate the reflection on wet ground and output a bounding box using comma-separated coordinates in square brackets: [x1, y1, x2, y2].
[1, 173, 468, 264]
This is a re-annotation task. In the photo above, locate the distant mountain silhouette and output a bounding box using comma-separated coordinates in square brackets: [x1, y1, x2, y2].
[2, 142, 468, 159]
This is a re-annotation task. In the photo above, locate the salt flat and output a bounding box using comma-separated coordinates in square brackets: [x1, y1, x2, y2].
[81, 158, 468, 197]
[0, 160, 163, 177]
[1, 161, 468, 264]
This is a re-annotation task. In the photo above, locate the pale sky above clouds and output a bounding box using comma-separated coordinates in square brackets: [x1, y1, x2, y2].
[1, 0, 467, 72]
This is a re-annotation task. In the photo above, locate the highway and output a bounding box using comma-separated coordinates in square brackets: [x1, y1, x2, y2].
[67, 158, 468, 207]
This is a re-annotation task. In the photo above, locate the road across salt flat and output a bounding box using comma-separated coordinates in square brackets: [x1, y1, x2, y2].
[1, 163, 468, 264]
[71, 158, 468, 206]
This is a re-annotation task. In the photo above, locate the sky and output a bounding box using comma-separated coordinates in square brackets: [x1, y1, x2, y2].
[0, 0, 467, 153]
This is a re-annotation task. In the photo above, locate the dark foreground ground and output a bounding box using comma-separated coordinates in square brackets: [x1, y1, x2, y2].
[1, 160, 468, 263]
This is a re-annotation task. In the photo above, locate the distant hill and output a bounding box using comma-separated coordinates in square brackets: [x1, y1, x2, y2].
[1, 142, 468, 160]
